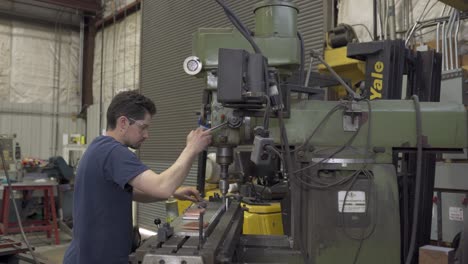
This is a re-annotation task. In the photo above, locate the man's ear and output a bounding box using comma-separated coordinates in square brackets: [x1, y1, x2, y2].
[117, 116, 128, 130]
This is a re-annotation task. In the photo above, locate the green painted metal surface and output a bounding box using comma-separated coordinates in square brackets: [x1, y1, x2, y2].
[265, 100, 467, 149]
[253, 0, 298, 37]
[211, 99, 467, 156]
[295, 163, 400, 264]
[191, 0, 300, 70]
[192, 28, 300, 69]
[186, 1, 467, 263]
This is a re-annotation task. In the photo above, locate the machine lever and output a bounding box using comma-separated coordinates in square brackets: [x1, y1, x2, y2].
[205, 122, 228, 132]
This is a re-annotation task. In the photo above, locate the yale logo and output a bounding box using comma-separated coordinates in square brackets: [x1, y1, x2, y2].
[370, 61, 384, 100]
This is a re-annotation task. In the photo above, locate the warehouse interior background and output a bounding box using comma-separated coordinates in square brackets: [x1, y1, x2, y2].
[0, 0, 467, 263]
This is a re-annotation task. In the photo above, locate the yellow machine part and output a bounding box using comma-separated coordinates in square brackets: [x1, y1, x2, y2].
[241, 202, 284, 235]
[177, 188, 284, 235]
[317, 46, 366, 99]
[175, 186, 221, 216]
[190, 188, 284, 235]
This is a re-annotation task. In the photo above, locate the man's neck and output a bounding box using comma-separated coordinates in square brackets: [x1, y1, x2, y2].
[106, 130, 126, 145]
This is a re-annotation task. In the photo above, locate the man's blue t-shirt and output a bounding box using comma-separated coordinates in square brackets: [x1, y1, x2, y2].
[63, 136, 148, 264]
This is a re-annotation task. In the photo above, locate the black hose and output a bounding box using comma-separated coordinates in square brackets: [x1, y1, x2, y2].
[214, 0, 270, 130]
[405, 95, 423, 264]
[310, 50, 360, 100]
[294, 103, 346, 153]
[215, 0, 261, 54]
[274, 72, 309, 263]
[297, 32, 305, 100]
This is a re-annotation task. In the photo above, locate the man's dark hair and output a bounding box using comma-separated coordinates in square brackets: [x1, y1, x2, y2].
[106, 91, 156, 130]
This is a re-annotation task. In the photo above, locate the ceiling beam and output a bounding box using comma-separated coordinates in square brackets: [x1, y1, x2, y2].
[95, 0, 140, 29]
[33, 0, 101, 13]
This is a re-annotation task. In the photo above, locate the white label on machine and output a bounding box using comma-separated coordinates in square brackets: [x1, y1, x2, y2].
[338, 191, 366, 213]
[449, 207, 464, 221]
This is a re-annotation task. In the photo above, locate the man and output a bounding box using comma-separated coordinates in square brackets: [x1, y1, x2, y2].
[63, 91, 212, 263]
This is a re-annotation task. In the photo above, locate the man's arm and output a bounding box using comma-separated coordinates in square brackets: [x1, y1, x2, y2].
[133, 186, 203, 203]
[129, 128, 211, 200]
[133, 187, 165, 203]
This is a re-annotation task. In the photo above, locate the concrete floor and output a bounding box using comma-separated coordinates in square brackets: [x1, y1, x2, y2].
[10, 228, 72, 264]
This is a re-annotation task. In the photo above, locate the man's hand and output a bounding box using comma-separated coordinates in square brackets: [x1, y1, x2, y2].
[173, 187, 202, 202]
[185, 128, 212, 155]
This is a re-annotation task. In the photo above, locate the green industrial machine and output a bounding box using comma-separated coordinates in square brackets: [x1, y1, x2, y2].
[132, 1, 467, 263]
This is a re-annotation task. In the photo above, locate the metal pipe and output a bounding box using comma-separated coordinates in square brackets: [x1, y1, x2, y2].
[78, 16, 84, 110]
[4, 0, 83, 15]
[405, 22, 418, 46]
[122, 0, 127, 90]
[447, 8, 456, 70]
[304, 56, 314, 87]
[377, 0, 384, 40]
[448, 10, 456, 70]
[383, 0, 388, 39]
[407, 14, 467, 35]
[52, 10, 64, 157]
[98, 0, 105, 134]
[373, 0, 378, 40]
[0, 109, 78, 117]
[405, 0, 435, 46]
[454, 12, 460, 69]
[94, 0, 141, 29]
[436, 23, 440, 52]
[111, 0, 117, 97]
[0, 9, 79, 29]
[133, 11, 138, 90]
[440, 4, 448, 70]
[442, 20, 448, 71]
[388, 0, 396, 40]
[405, 0, 410, 33]
[444, 9, 454, 71]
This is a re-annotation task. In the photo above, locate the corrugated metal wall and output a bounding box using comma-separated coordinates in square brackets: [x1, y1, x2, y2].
[0, 103, 84, 159]
[138, 0, 325, 230]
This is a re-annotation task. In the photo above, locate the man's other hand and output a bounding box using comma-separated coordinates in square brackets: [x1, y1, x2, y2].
[186, 128, 212, 155]
[173, 186, 202, 202]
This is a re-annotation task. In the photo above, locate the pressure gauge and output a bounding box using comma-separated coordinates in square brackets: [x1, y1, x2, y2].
[183, 56, 202, 75]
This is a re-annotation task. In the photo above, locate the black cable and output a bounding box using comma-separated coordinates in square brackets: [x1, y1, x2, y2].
[297, 32, 305, 99]
[341, 169, 377, 241]
[310, 50, 360, 100]
[214, 0, 261, 54]
[296, 99, 373, 178]
[263, 94, 271, 130]
[405, 95, 423, 264]
[0, 144, 39, 264]
[293, 121, 362, 176]
[214, 0, 271, 131]
[291, 99, 374, 264]
[297, 32, 305, 86]
[294, 103, 346, 153]
[265, 145, 284, 164]
[340, 100, 375, 263]
[274, 72, 309, 263]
